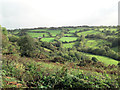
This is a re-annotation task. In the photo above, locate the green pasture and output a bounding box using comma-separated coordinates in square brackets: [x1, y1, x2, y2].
[47, 30, 61, 36]
[77, 30, 101, 36]
[44, 48, 51, 52]
[83, 53, 118, 65]
[59, 37, 78, 42]
[99, 28, 109, 31]
[69, 28, 85, 33]
[84, 39, 98, 48]
[28, 29, 47, 31]
[84, 39, 111, 48]
[64, 34, 74, 36]
[69, 29, 80, 33]
[63, 43, 75, 48]
[109, 28, 117, 31]
[13, 31, 19, 34]
[28, 29, 62, 36]
[41, 37, 54, 42]
[99, 28, 117, 31]
[65, 28, 75, 30]
[27, 32, 49, 38]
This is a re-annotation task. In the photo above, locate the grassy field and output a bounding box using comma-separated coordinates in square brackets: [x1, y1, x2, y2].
[109, 28, 117, 31]
[99, 28, 117, 32]
[99, 28, 108, 31]
[65, 28, 75, 30]
[12, 31, 19, 34]
[64, 34, 74, 36]
[69, 28, 85, 33]
[47, 30, 61, 36]
[83, 53, 118, 65]
[59, 37, 78, 42]
[62, 39, 110, 48]
[77, 30, 101, 36]
[41, 37, 55, 42]
[28, 29, 47, 31]
[27, 32, 49, 37]
[63, 43, 75, 48]
[69, 28, 81, 33]
[84, 39, 111, 48]
[84, 39, 99, 48]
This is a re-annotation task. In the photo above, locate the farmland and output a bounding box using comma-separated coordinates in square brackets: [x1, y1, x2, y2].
[1, 25, 120, 89]
[64, 34, 74, 36]
[29, 29, 48, 31]
[63, 43, 75, 48]
[77, 30, 101, 36]
[41, 37, 55, 42]
[60, 37, 78, 42]
[69, 28, 84, 33]
[83, 52, 118, 65]
[84, 39, 111, 48]
[47, 30, 61, 36]
[27, 32, 49, 38]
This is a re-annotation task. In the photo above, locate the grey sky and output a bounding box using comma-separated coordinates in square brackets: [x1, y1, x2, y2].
[0, 0, 119, 29]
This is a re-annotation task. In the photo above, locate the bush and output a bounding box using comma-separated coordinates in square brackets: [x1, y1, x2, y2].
[2, 27, 8, 36]
[17, 35, 36, 57]
[9, 35, 19, 42]
[51, 56, 66, 63]
[92, 57, 98, 62]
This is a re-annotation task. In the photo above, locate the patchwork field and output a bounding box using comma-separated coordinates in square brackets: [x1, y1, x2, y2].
[63, 43, 75, 48]
[13, 31, 19, 34]
[69, 28, 84, 33]
[77, 30, 101, 36]
[59, 37, 78, 42]
[27, 32, 49, 37]
[99, 28, 117, 31]
[41, 37, 55, 42]
[29, 29, 47, 31]
[64, 34, 74, 36]
[3, 26, 120, 88]
[47, 30, 61, 36]
[7, 27, 119, 66]
[84, 39, 111, 48]
[83, 53, 118, 65]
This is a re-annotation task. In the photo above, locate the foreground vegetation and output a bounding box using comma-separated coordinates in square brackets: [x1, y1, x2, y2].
[1, 25, 120, 89]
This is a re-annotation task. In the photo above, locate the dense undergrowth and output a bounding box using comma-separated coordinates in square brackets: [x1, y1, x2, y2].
[2, 54, 119, 88]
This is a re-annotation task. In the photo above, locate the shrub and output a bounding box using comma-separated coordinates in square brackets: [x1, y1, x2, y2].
[9, 35, 19, 42]
[2, 27, 8, 36]
[92, 57, 98, 62]
[51, 56, 66, 63]
[17, 35, 36, 57]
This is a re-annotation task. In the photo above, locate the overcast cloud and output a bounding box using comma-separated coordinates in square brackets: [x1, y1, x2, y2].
[0, 0, 119, 29]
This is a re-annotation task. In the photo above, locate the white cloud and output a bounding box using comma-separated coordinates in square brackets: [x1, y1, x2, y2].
[0, 0, 119, 29]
